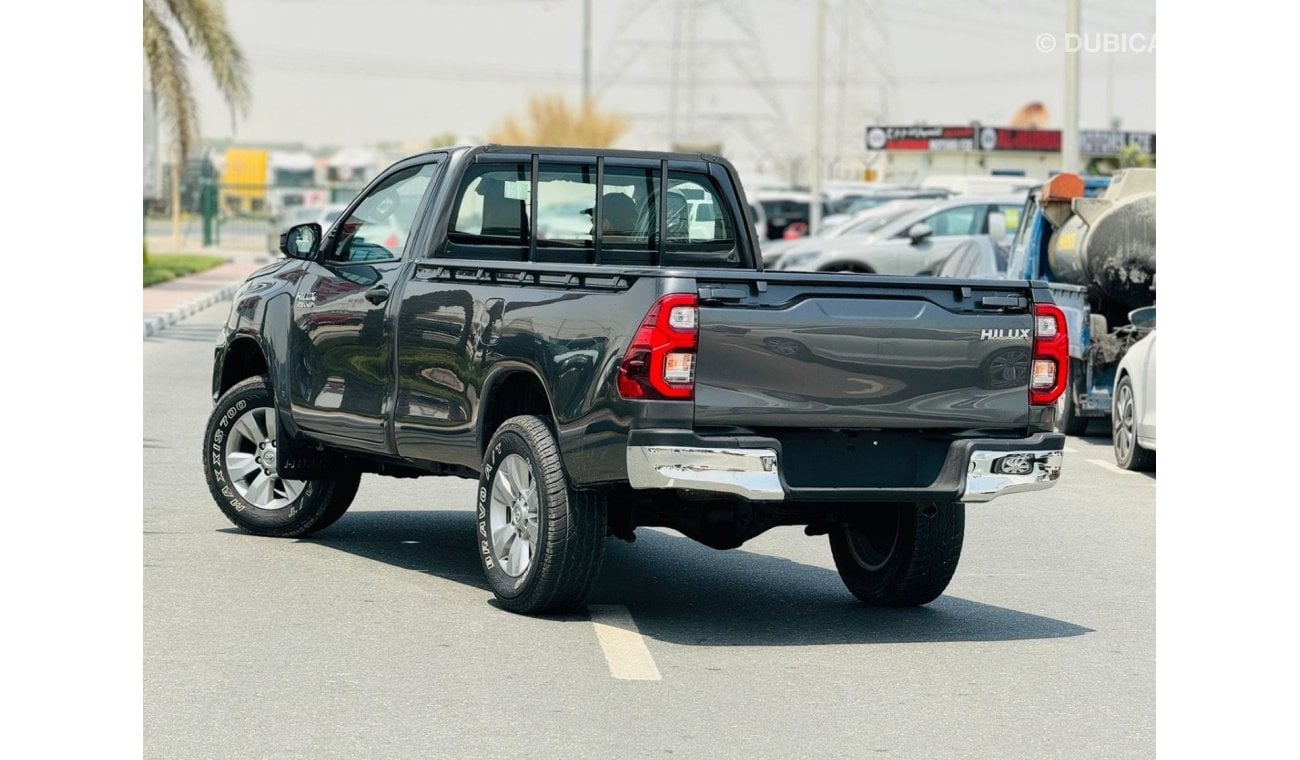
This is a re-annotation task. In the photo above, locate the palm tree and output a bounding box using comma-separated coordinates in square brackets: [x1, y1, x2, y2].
[144, 0, 250, 249]
[488, 95, 628, 148]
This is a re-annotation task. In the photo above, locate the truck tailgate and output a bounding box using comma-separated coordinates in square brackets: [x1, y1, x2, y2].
[694, 274, 1038, 430]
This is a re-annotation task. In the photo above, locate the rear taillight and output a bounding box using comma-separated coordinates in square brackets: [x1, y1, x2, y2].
[1030, 303, 1069, 406]
[617, 294, 699, 400]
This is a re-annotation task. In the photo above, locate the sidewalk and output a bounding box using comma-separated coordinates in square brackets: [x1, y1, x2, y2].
[143, 249, 273, 337]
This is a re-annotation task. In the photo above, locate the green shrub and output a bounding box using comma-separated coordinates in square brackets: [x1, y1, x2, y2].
[142, 254, 227, 287]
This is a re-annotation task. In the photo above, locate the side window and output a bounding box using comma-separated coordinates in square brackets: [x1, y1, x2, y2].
[450, 163, 531, 245]
[327, 163, 437, 263]
[996, 203, 1022, 234]
[664, 172, 739, 267]
[922, 204, 981, 236]
[670, 175, 733, 242]
[599, 166, 660, 263]
[536, 163, 597, 263]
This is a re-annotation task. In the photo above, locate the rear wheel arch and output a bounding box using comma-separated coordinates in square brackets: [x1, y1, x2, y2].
[478, 369, 555, 456]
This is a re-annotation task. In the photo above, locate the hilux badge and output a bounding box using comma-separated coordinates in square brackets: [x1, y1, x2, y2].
[980, 328, 1031, 341]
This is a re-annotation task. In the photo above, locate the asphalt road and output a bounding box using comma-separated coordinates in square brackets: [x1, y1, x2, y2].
[145, 301, 1155, 759]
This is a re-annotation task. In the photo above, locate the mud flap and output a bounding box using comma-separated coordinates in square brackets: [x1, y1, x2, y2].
[277, 436, 343, 479]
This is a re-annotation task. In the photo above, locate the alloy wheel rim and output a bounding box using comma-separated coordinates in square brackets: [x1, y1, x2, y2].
[1114, 382, 1136, 461]
[489, 453, 540, 578]
[223, 406, 306, 510]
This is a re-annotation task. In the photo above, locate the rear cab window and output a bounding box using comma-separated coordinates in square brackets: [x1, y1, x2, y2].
[436, 150, 750, 268]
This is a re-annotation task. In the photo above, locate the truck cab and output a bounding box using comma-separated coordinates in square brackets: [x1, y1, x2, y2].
[1006, 171, 1156, 436]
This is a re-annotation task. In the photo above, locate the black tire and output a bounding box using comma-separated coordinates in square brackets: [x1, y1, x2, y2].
[202, 376, 361, 537]
[1054, 359, 1090, 436]
[1113, 373, 1156, 471]
[476, 415, 606, 614]
[829, 502, 964, 607]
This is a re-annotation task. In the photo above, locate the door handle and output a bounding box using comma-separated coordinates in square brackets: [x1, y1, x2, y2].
[365, 287, 391, 305]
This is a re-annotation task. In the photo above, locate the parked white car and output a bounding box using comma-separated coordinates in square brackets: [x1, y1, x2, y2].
[1112, 308, 1157, 470]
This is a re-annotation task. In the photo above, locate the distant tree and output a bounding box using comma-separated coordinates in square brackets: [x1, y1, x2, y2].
[143, 0, 250, 163]
[144, 0, 250, 250]
[1086, 144, 1156, 176]
[1117, 143, 1155, 168]
[429, 132, 459, 149]
[488, 95, 629, 147]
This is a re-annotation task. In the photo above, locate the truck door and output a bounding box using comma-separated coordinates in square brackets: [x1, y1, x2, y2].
[288, 159, 442, 449]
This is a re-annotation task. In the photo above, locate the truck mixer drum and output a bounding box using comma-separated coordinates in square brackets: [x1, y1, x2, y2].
[1045, 168, 1156, 311]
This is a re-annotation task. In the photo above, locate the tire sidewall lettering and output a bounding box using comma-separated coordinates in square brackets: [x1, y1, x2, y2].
[205, 385, 318, 529]
[477, 426, 542, 593]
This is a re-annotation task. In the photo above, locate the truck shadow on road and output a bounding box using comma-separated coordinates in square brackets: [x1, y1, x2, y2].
[304, 508, 1093, 647]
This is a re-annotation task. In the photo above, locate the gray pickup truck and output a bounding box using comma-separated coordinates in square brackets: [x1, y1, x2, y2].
[203, 145, 1068, 614]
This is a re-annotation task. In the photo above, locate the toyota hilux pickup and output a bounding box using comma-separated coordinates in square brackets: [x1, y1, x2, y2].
[203, 145, 1067, 614]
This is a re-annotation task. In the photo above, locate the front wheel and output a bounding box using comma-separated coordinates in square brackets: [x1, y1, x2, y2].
[829, 502, 964, 606]
[202, 376, 360, 537]
[476, 415, 606, 614]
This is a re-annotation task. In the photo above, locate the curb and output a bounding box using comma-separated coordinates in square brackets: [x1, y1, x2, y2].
[143, 281, 243, 338]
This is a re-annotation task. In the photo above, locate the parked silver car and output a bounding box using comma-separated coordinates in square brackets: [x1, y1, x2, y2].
[774, 195, 1025, 276]
[762, 199, 931, 268]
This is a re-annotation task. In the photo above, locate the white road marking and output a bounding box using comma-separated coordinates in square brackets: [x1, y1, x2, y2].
[588, 604, 661, 681]
[1088, 458, 1148, 477]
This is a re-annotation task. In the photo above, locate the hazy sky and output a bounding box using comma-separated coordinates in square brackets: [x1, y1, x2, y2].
[186, 0, 1156, 165]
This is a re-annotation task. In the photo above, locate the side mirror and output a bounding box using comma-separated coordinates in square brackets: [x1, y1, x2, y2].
[1128, 305, 1156, 331]
[907, 222, 933, 243]
[987, 212, 1008, 244]
[280, 223, 322, 259]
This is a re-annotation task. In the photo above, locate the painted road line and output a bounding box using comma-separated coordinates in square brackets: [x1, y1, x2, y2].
[1088, 458, 1150, 477]
[588, 604, 662, 681]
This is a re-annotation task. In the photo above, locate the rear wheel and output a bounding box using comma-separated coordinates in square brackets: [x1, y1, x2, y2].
[476, 415, 606, 614]
[1113, 374, 1155, 471]
[203, 376, 360, 537]
[829, 502, 964, 606]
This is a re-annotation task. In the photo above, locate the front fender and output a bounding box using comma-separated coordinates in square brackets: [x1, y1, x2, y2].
[212, 262, 307, 439]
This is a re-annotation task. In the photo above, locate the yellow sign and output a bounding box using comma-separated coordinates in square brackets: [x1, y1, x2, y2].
[222, 148, 269, 214]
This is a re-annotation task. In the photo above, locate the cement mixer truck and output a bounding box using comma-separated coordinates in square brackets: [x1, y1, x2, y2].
[1004, 169, 1156, 435]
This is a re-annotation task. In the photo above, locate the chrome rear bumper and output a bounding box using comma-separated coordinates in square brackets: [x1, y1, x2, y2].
[626, 446, 784, 501]
[626, 438, 1063, 503]
[962, 449, 1064, 502]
